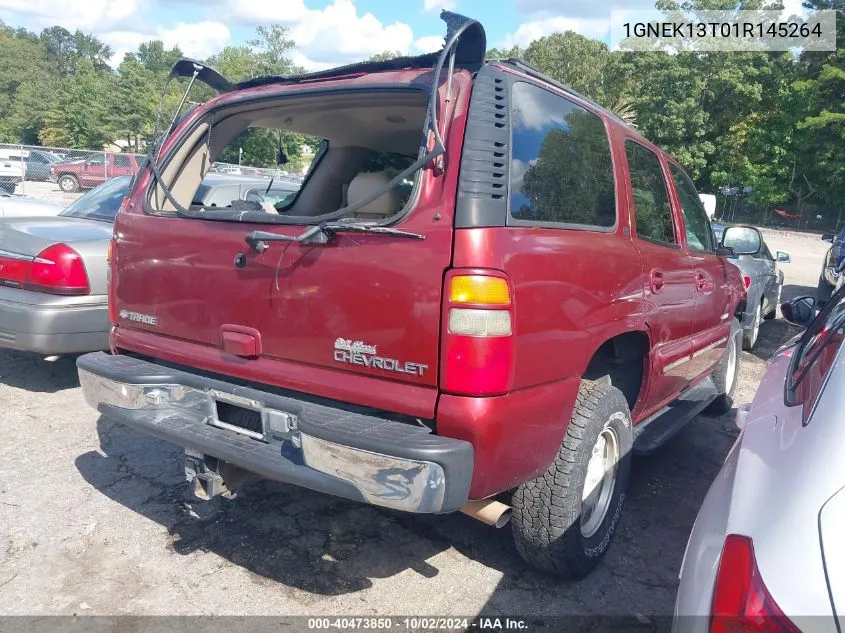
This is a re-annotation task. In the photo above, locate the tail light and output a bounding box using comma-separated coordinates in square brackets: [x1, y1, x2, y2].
[710, 535, 800, 633]
[441, 271, 514, 396]
[107, 239, 116, 323]
[743, 276, 752, 290]
[0, 243, 89, 296]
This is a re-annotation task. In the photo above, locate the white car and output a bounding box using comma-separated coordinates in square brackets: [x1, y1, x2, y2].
[674, 289, 845, 632]
[0, 191, 63, 217]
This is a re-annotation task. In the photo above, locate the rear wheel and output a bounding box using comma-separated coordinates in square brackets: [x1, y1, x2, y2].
[705, 322, 741, 415]
[818, 275, 833, 309]
[58, 174, 79, 193]
[511, 381, 632, 578]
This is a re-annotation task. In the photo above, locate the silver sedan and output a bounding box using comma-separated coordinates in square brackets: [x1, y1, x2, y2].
[674, 286, 845, 632]
[720, 225, 791, 350]
[0, 174, 301, 355]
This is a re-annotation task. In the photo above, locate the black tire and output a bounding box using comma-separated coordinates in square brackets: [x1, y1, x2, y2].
[57, 174, 79, 193]
[818, 275, 833, 309]
[704, 321, 741, 416]
[511, 381, 633, 578]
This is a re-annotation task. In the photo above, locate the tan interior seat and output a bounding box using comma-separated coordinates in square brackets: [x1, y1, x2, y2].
[346, 171, 403, 220]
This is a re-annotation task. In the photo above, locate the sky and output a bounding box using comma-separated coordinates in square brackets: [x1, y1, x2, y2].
[0, 0, 809, 70]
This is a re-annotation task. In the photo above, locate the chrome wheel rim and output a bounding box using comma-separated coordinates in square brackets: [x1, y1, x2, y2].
[59, 177, 72, 191]
[725, 335, 737, 393]
[580, 423, 620, 538]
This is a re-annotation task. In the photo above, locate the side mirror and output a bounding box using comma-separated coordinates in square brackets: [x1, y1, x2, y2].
[781, 296, 816, 327]
[716, 246, 735, 257]
[721, 226, 762, 255]
[776, 251, 791, 263]
[822, 233, 834, 243]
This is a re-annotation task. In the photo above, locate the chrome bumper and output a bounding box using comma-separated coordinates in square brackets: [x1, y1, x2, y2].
[77, 353, 472, 514]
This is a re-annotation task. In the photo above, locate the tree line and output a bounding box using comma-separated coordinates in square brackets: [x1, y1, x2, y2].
[0, 0, 842, 216]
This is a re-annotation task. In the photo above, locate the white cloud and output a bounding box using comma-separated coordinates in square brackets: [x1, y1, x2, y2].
[423, 0, 456, 12]
[0, 0, 143, 31]
[414, 35, 444, 53]
[501, 16, 611, 48]
[104, 21, 231, 67]
[222, 0, 414, 68]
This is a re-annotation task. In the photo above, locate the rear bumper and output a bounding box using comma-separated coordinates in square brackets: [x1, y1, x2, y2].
[0, 288, 108, 354]
[76, 352, 473, 513]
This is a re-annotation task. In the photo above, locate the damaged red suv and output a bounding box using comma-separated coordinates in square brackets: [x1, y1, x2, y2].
[77, 12, 746, 577]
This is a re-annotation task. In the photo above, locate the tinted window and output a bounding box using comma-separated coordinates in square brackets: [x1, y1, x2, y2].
[60, 176, 130, 222]
[509, 82, 616, 227]
[669, 164, 713, 252]
[626, 141, 675, 244]
[114, 154, 131, 168]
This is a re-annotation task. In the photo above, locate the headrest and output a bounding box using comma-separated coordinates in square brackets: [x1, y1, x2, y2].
[346, 171, 403, 219]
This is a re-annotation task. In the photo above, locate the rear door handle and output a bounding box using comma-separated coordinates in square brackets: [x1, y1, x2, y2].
[650, 270, 665, 293]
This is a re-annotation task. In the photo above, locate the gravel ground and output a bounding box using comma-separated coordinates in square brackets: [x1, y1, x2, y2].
[0, 228, 827, 624]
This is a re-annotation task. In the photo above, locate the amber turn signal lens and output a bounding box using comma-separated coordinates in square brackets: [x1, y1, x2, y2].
[449, 275, 511, 305]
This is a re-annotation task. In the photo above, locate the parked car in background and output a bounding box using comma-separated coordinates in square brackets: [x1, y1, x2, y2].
[818, 228, 845, 307]
[25, 149, 64, 181]
[0, 174, 300, 355]
[0, 190, 63, 217]
[0, 150, 24, 193]
[720, 225, 790, 350]
[77, 17, 747, 580]
[674, 287, 845, 632]
[50, 153, 142, 193]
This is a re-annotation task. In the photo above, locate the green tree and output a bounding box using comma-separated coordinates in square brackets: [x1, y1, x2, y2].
[109, 56, 157, 152]
[523, 32, 615, 104]
[39, 58, 113, 148]
[126, 40, 184, 75]
[369, 50, 403, 61]
[0, 22, 58, 143]
[39, 26, 113, 74]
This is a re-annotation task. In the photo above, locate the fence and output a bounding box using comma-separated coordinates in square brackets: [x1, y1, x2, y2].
[715, 194, 845, 235]
[0, 142, 304, 207]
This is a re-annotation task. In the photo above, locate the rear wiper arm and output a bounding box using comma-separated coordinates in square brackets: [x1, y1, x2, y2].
[244, 222, 424, 253]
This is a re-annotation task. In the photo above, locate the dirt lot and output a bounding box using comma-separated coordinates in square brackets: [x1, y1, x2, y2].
[0, 228, 827, 623]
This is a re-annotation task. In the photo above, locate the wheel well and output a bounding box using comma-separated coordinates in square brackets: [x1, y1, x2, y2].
[583, 332, 649, 411]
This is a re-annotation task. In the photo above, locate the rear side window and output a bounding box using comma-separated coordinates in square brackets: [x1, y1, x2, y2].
[669, 164, 713, 253]
[626, 141, 675, 245]
[114, 154, 131, 168]
[509, 82, 616, 228]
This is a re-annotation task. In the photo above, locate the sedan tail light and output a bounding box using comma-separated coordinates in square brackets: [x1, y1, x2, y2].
[0, 243, 89, 296]
[710, 535, 800, 633]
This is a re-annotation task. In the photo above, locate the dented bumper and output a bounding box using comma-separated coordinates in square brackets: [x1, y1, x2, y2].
[77, 352, 473, 513]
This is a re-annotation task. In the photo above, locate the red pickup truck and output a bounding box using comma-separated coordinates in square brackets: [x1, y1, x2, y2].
[51, 153, 141, 193]
[77, 13, 746, 578]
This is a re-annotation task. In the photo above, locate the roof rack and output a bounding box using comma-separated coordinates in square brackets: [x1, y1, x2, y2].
[491, 58, 632, 128]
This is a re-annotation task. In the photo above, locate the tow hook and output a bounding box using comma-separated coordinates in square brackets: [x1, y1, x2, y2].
[184, 450, 245, 501]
